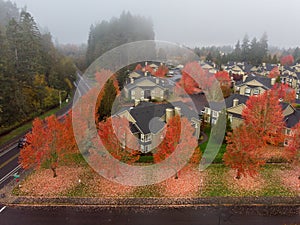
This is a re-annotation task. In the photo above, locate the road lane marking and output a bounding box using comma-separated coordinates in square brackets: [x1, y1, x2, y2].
[0, 165, 21, 184]
[0, 206, 6, 213]
[0, 153, 19, 170]
[0, 143, 18, 158]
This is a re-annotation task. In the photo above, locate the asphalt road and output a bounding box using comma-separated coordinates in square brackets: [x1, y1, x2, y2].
[0, 72, 90, 190]
[0, 145, 22, 189]
[0, 205, 299, 225]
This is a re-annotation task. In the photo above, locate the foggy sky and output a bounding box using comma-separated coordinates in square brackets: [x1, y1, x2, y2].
[12, 0, 300, 48]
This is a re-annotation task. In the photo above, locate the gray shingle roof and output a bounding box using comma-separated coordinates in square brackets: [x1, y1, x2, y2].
[235, 74, 273, 89]
[225, 94, 249, 108]
[125, 76, 172, 91]
[285, 109, 300, 128]
[128, 101, 199, 134]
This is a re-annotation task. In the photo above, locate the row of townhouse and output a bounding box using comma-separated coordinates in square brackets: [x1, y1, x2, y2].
[202, 72, 300, 144]
[224, 62, 300, 99]
[114, 64, 200, 154]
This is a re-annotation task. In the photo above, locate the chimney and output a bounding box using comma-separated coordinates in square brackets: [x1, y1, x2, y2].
[134, 99, 140, 106]
[271, 78, 276, 86]
[144, 71, 147, 76]
[174, 107, 181, 116]
[233, 98, 239, 107]
[156, 78, 159, 84]
[130, 78, 134, 84]
[145, 61, 148, 66]
[165, 108, 174, 123]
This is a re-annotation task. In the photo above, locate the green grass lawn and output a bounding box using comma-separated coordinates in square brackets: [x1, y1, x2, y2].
[200, 127, 227, 163]
[0, 102, 68, 146]
[200, 164, 297, 197]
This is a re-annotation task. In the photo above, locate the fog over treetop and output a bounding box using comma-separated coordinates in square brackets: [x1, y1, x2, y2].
[11, 0, 300, 47]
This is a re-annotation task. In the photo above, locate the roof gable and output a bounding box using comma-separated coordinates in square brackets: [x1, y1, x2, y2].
[136, 79, 157, 87]
[245, 79, 264, 87]
[227, 104, 246, 115]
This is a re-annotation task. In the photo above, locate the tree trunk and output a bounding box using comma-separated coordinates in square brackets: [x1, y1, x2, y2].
[235, 169, 241, 180]
[174, 171, 178, 179]
[51, 166, 57, 178]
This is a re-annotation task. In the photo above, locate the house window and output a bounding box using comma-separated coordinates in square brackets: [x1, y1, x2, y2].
[284, 139, 289, 146]
[212, 111, 218, 118]
[141, 134, 145, 142]
[212, 118, 217, 124]
[228, 114, 233, 123]
[245, 87, 251, 96]
[144, 145, 151, 152]
[253, 89, 260, 95]
[145, 134, 151, 142]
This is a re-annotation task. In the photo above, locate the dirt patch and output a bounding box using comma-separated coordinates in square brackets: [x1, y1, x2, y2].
[158, 166, 205, 197]
[227, 169, 265, 192]
[19, 166, 84, 196]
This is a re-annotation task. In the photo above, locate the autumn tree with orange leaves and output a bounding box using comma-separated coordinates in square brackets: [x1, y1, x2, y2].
[288, 122, 300, 179]
[134, 64, 143, 71]
[272, 83, 296, 103]
[154, 65, 169, 78]
[89, 116, 140, 178]
[177, 62, 202, 95]
[215, 71, 232, 98]
[280, 55, 294, 66]
[268, 66, 280, 78]
[224, 90, 286, 179]
[153, 115, 197, 179]
[19, 114, 78, 177]
[98, 116, 140, 163]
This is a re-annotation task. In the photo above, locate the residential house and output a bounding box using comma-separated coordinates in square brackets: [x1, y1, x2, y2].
[115, 101, 201, 153]
[234, 74, 276, 96]
[123, 75, 173, 101]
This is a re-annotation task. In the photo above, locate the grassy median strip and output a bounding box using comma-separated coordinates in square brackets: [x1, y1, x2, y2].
[0, 102, 68, 146]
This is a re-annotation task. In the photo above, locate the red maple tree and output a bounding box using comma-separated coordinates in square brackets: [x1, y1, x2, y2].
[134, 64, 143, 71]
[215, 71, 232, 98]
[177, 62, 202, 95]
[19, 114, 78, 177]
[224, 90, 286, 178]
[215, 71, 231, 86]
[281, 55, 294, 66]
[154, 65, 169, 77]
[98, 116, 140, 163]
[224, 124, 265, 179]
[153, 115, 197, 179]
[88, 116, 140, 179]
[272, 83, 296, 103]
[268, 67, 280, 78]
[242, 90, 286, 146]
